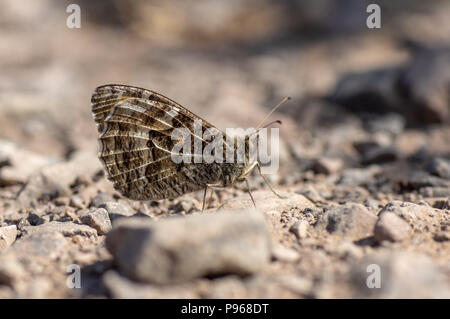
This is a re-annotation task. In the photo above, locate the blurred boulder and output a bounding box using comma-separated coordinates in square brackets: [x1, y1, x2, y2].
[350, 251, 450, 298]
[397, 47, 450, 124]
[106, 210, 270, 284]
[330, 47, 450, 125]
[426, 157, 450, 179]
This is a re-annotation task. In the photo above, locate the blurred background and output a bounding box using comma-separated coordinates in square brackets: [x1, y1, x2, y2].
[0, 0, 449, 166]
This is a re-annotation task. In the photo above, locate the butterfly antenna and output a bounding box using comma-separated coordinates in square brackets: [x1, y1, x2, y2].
[250, 120, 282, 137]
[255, 97, 291, 130]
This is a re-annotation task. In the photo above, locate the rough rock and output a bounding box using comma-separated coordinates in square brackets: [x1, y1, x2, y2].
[16, 151, 102, 207]
[79, 208, 112, 235]
[0, 225, 17, 250]
[0, 139, 53, 185]
[374, 212, 412, 243]
[220, 191, 313, 213]
[22, 221, 98, 238]
[106, 210, 270, 284]
[10, 231, 68, 259]
[315, 203, 377, 239]
[377, 201, 436, 232]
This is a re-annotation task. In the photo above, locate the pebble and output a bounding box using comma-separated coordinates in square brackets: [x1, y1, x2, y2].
[27, 213, 44, 226]
[311, 157, 343, 175]
[364, 198, 381, 210]
[338, 167, 381, 186]
[0, 258, 25, 286]
[100, 201, 135, 221]
[271, 244, 300, 263]
[70, 195, 85, 209]
[367, 113, 405, 135]
[0, 225, 17, 251]
[419, 186, 450, 198]
[90, 193, 115, 208]
[79, 208, 112, 235]
[433, 231, 449, 242]
[374, 212, 412, 243]
[289, 220, 309, 239]
[297, 186, 325, 204]
[405, 171, 449, 190]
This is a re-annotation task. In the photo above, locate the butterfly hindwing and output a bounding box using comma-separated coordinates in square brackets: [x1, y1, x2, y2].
[91, 84, 241, 200]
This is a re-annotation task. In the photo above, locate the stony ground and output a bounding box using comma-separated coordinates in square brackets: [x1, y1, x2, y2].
[0, 0, 449, 298]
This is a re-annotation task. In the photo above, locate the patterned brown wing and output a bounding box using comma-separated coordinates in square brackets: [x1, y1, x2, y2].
[91, 84, 238, 200]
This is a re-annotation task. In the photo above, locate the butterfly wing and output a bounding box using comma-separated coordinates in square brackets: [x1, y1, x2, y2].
[91, 84, 232, 200]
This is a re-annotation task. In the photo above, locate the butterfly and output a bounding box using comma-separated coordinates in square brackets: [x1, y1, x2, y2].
[91, 84, 288, 210]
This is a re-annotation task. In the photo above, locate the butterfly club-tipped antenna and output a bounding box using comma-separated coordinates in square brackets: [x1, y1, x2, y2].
[250, 120, 282, 137]
[255, 96, 291, 130]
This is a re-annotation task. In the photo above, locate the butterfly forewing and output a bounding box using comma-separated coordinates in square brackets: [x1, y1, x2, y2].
[91, 84, 241, 200]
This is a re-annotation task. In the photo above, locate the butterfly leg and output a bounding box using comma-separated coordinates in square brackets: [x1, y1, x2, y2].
[202, 183, 227, 211]
[207, 188, 215, 210]
[240, 161, 258, 178]
[202, 187, 208, 212]
[245, 179, 256, 208]
[256, 163, 287, 199]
